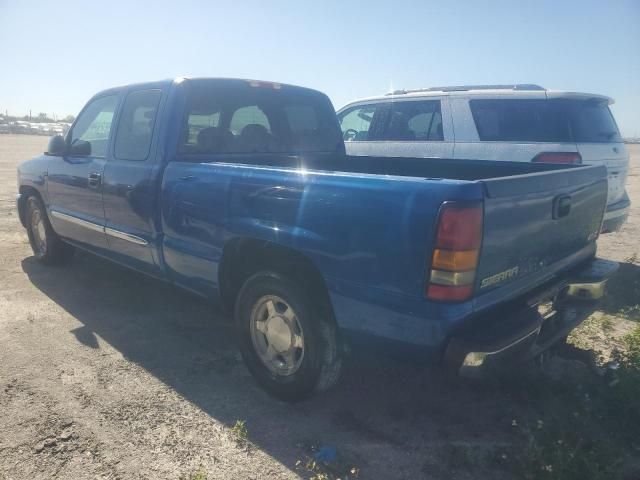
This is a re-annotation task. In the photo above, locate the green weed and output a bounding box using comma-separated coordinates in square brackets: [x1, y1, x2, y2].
[230, 419, 248, 447]
[511, 326, 640, 479]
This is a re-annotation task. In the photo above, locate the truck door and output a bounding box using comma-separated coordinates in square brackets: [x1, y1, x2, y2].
[101, 88, 164, 275]
[47, 94, 119, 251]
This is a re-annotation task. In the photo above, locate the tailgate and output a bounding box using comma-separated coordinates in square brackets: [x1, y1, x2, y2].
[475, 164, 608, 295]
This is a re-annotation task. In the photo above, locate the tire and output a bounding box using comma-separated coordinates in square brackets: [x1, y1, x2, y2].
[235, 271, 342, 401]
[25, 195, 74, 265]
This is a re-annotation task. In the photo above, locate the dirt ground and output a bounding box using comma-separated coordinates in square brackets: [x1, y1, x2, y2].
[0, 135, 638, 480]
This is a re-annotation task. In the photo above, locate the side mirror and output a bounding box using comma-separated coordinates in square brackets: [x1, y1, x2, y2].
[69, 139, 91, 156]
[46, 135, 67, 156]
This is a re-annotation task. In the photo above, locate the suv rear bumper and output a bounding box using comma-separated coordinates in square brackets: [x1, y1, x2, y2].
[601, 192, 630, 233]
[443, 258, 618, 376]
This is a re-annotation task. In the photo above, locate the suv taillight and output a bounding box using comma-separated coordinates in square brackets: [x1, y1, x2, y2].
[426, 202, 483, 302]
[532, 152, 582, 164]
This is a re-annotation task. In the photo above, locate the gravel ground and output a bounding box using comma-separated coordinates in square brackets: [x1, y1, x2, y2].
[0, 135, 638, 480]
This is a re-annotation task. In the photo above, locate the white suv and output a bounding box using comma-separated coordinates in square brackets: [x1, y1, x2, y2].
[337, 84, 630, 232]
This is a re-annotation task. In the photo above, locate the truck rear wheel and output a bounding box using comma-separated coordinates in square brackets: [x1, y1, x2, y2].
[235, 271, 341, 401]
[25, 195, 74, 265]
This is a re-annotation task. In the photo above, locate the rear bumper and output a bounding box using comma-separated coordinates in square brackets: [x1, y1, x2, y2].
[601, 192, 630, 233]
[443, 258, 618, 376]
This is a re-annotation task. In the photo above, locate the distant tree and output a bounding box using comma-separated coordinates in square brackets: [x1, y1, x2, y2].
[38, 112, 48, 120]
[62, 114, 76, 123]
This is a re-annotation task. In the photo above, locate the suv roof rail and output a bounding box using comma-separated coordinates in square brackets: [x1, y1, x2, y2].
[386, 84, 546, 95]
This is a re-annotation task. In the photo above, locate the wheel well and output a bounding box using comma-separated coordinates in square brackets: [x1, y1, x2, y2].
[18, 186, 42, 227]
[218, 238, 335, 320]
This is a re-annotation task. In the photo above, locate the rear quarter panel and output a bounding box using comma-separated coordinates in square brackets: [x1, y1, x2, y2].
[160, 160, 484, 345]
[575, 142, 629, 205]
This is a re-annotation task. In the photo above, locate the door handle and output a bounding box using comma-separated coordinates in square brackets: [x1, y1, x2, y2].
[88, 173, 102, 187]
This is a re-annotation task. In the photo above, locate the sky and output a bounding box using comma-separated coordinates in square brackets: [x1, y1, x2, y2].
[1, 0, 639, 136]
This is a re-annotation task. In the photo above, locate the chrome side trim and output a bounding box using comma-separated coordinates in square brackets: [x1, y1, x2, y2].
[50, 210, 148, 246]
[50, 210, 105, 233]
[105, 227, 148, 246]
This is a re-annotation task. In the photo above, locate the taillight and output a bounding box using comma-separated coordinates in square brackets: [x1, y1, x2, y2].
[532, 152, 582, 164]
[426, 202, 483, 302]
[247, 80, 282, 89]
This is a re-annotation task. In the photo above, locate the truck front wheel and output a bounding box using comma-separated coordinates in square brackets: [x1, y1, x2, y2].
[25, 195, 74, 265]
[235, 271, 341, 401]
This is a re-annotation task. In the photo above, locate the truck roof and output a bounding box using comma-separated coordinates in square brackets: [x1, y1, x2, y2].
[341, 84, 614, 108]
[90, 77, 325, 100]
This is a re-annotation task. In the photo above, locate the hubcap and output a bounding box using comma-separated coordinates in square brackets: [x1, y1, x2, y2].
[30, 208, 47, 256]
[250, 295, 305, 376]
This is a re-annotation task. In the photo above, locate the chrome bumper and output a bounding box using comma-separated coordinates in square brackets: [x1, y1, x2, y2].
[448, 258, 618, 376]
[565, 281, 606, 300]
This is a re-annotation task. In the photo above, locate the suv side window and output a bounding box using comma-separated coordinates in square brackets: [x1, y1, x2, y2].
[338, 105, 376, 141]
[382, 100, 443, 141]
[338, 101, 443, 142]
[114, 89, 162, 161]
[469, 99, 572, 142]
[69, 95, 119, 157]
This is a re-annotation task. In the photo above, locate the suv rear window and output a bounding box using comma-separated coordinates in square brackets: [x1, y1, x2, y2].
[180, 80, 342, 155]
[470, 99, 621, 143]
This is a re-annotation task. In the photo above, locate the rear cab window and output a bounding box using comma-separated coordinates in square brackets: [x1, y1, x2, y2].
[180, 80, 343, 156]
[470, 98, 621, 143]
[338, 100, 443, 141]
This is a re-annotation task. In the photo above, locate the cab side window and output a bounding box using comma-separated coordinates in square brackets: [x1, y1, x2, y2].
[69, 95, 119, 157]
[114, 89, 162, 161]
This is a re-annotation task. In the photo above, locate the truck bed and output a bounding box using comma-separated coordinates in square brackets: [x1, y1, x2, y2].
[184, 151, 587, 181]
[165, 154, 607, 323]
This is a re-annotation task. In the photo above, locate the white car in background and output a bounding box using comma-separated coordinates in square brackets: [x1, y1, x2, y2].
[337, 84, 630, 233]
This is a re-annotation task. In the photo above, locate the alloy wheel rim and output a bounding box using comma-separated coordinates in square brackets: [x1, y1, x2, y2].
[249, 295, 305, 376]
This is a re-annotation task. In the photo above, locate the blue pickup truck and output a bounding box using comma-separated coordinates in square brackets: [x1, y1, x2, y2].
[17, 78, 617, 400]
